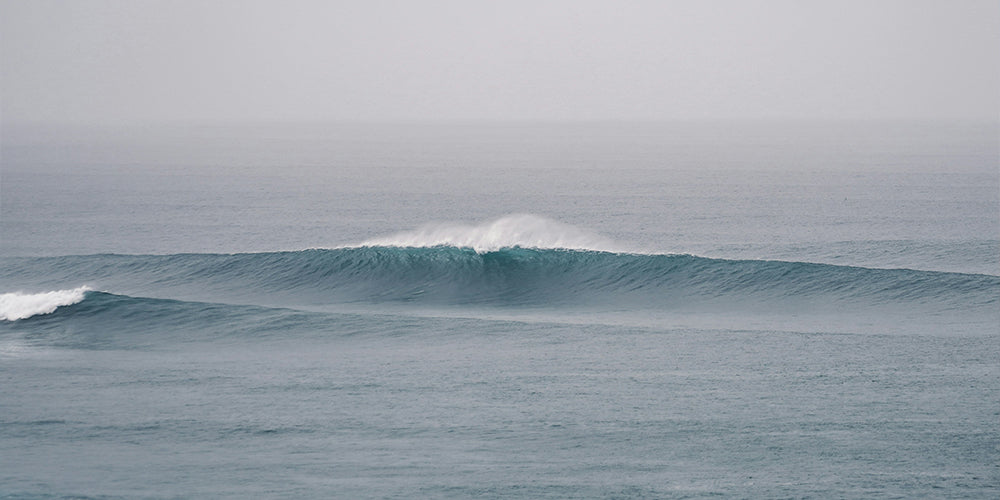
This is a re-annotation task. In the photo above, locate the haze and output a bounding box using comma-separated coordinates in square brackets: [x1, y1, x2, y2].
[1, 0, 997, 124]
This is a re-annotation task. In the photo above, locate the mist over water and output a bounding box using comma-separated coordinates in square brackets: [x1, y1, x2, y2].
[3, 121, 997, 273]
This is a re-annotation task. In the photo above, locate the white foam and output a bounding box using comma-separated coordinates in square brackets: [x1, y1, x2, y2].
[356, 214, 624, 253]
[0, 286, 92, 321]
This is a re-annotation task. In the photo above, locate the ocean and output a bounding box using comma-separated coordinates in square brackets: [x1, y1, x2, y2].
[1, 121, 998, 498]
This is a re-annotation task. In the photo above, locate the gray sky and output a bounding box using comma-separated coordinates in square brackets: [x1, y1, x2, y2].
[1, 0, 997, 124]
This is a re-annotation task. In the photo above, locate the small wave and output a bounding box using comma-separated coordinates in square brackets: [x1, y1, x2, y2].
[0, 286, 92, 321]
[0, 290, 399, 348]
[355, 214, 625, 253]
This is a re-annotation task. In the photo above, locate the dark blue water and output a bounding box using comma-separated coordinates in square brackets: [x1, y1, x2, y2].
[2, 122, 998, 498]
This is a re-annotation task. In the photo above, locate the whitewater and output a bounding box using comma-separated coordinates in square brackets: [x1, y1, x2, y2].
[354, 213, 626, 253]
[1, 121, 998, 499]
[0, 286, 91, 321]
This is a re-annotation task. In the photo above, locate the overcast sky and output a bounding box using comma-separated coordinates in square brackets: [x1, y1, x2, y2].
[1, 0, 997, 124]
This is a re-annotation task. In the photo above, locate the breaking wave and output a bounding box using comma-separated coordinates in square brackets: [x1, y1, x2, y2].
[0, 286, 92, 321]
[2, 216, 997, 336]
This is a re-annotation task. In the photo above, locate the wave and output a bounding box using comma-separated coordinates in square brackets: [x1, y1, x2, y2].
[3, 217, 995, 342]
[0, 290, 324, 348]
[0, 290, 560, 349]
[2, 247, 997, 314]
[0, 286, 91, 321]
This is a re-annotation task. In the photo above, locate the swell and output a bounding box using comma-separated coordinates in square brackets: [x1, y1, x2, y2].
[0, 291, 589, 349]
[2, 247, 997, 312]
[0, 291, 353, 348]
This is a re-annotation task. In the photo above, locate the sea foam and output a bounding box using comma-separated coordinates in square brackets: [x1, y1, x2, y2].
[356, 214, 624, 253]
[0, 286, 91, 321]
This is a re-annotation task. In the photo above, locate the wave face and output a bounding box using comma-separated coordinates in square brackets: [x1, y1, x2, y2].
[3, 248, 997, 317]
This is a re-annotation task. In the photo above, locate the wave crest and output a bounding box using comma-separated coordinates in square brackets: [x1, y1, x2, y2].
[0, 286, 92, 321]
[355, 214, 624, 253]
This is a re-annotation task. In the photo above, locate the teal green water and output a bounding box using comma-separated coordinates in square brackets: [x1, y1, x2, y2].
[2, 122, 998, 498]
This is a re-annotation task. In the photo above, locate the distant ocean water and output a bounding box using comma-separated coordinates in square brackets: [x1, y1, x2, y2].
[2, 121, 998, 498]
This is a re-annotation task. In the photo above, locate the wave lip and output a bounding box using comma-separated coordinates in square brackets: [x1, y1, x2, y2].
[0, 286, 92, 321]
[355, 214, 625, 253]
